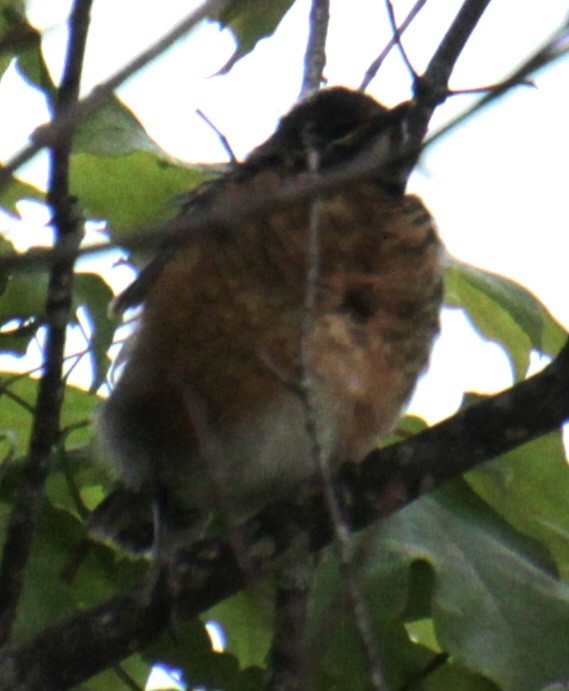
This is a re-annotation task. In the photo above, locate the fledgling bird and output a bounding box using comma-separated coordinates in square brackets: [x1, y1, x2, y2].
[88, 86, 444, 555]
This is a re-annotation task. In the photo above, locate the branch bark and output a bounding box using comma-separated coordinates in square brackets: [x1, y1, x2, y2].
[1, 337, 568, 691]
[360, 0, 428, 91]
[403, 0, 493, 178]
[426, 16, 569, 148]
[299, 0, 330, 99]
[0, 0, 92, 644]
[0, 0, 230, 194]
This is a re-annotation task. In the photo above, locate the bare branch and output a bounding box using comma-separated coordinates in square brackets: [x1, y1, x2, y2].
[0, 0, 231, 194]
[360, 0, 428, 91]
[425, 16, 569, 149]
[1, 336, 568, 690]
[0, 2, 497, 277]
[384, 0, 418, 81]
[297, 151, 386, 689]
[0, 154, 409, 277]
[0, 0, 92, 644]
[403, 0, 493, 174]
[299, 0, 330, 99]
[195, 109, 237, 165]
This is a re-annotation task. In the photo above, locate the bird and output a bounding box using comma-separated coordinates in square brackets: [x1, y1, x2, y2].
[88, 86, 444, 556]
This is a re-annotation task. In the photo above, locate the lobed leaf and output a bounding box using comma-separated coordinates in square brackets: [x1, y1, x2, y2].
[309, 481, 569, 690]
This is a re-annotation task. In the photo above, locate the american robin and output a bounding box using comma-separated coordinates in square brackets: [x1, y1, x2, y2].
[89, 87, 443, 554]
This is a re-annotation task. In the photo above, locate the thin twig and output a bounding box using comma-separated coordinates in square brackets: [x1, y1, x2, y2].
[385, 0, 418, 80]
[0, 0, 230, 194]
[0, 1, 497, 281]
[0, 0, 92, 644]
[360, 0, 428, 91]
[401, 0, 493, 183]
[0, 384, 36, 415]
[298, 149, 386, 689]
[111, 664, 144, 691]
[399, 653, 450, 690]
[0, 143, 425, 276]
[425, 16, 569, 149]
[299, 0, 330, 99]
[196, 109, 237, 165]
[57, 430, 90, 519]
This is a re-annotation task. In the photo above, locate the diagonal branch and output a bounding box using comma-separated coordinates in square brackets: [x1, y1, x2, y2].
[0, 0, 93, 645]
[1, 336, 568, 691]
[0, 0, 496, 276]
[426, 16, 569, 148]
[360, 0, 429, 91]
[403, 0, 493, 177]
[0, 0, 230, 194]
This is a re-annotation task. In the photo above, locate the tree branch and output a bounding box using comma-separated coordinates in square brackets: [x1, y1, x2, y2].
[299, 0, 330, 99]
[403, 0, 493, 176]
[359, 0, 428, 91]
[1, 337, 568, 691]
[0, 0, 496, 276]
[425, 15, 569, 148]
[0, 0, 230, 194]
[0, 0, 92, 644]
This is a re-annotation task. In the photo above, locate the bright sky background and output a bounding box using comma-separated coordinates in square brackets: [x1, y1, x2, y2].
[0, 0, 568, 426]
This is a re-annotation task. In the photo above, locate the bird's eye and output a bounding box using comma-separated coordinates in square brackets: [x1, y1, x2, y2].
[327, 119, 358, 142]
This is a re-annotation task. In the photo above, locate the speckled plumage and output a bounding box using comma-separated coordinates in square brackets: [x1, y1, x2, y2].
[90, 87, 443, 553]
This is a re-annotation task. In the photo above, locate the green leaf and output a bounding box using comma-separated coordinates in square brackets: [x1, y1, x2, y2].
[0, 267, 117, 379]
[0, 319, 40, 356]
[13, 15, 56, 104]
[206, 589, 272, 668]
[309, 549, 437, 690]
[444, 256, 567, 380]
[212, 0, 296, 73]
[82, 655, 151, 691]
[143, 618, 240, 690]
[367, 481, 569, 691]
[73, 94, 162, 157]
[69, 151, 212, 232]
[0, 269, 116, 381]
[74, 272, 115, 391]
[0, 376, 97, 457]
[0, 2, 34, 81]
[423, 661, 500, 691]
[382, 414, 428, 446]
[0, 270, 49, 321]
[0, 171, 44, 213]
[308, 480, 569, 689]
[227, 666, 265, 691]
[466, 429, 569, 580]
[68, 94, 216, 233]
[69, 537, 146, 610]
[12, 506, 81, 637]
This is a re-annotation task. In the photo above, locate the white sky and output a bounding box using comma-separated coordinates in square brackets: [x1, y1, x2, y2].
[0, 0, 568, 425]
